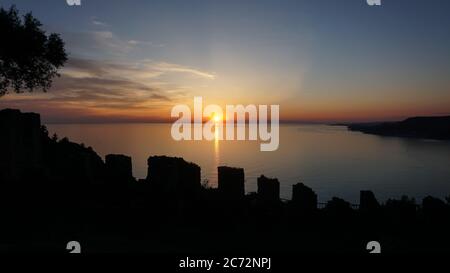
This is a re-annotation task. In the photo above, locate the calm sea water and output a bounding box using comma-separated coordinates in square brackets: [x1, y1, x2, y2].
[47, 124, 450, 203]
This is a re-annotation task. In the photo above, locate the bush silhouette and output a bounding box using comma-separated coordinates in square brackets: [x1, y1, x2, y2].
[0, 6, 67, 96]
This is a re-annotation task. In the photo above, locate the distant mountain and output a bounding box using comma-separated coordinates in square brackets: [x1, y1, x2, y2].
[348, 116, 450, 140]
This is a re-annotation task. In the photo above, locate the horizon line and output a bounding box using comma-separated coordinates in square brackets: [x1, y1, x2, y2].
[42, 115, 450, 125]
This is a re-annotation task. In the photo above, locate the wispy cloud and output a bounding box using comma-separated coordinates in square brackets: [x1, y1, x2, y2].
[0, 21, 214, 122]
[152, 62, 216, 79]
[62, 30, 132, 56]
[91, 16, 109, 27]
[62, 30, 166, 57]
[62, 58, 216, 80]
[0, 57, 215, 122]
[92, 20, 108, 27]
[128, 40, 165, 48]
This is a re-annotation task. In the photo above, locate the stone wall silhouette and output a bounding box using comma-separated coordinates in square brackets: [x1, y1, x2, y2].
[292, 182, 317, 211]
[257, 175, 280, 202]
[146, 156, 201, 199]
[218, 166, 245, 200]
[0, 109, 43, 183]
[105, 154, 135, 184]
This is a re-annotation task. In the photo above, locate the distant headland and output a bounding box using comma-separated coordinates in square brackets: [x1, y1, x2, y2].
[346, 116, 450, 140]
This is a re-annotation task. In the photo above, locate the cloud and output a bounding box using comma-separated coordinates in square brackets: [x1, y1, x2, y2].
[128, 40, 165, 48]
[62, 58, 216, 81]
[92, 20, 108, 27]
[62, 30, 131, 56]
[90, 16, 109, 27]
[0, 57, 215, 122]
[152, 62, 216, 79]
[0, 23, 214, 122]
[62, 29, 166, 58]
[50, 57, 204, 107]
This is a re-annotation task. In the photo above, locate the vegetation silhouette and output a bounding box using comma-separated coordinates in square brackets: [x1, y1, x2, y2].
[0, 6, 67, 96]
[1, 108, 450, 254]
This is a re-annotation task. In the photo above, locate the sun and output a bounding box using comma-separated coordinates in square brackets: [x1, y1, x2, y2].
[213, 114, 222, 123]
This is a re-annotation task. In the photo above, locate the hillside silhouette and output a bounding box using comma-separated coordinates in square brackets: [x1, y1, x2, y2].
[348, 116, 450, 140]
[1, 108, 450, 253]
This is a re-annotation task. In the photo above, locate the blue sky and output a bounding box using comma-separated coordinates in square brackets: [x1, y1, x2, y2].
[1, 0, 449, 122]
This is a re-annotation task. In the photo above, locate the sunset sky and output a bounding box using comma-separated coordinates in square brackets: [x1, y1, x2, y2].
[1, 0, 450, 123]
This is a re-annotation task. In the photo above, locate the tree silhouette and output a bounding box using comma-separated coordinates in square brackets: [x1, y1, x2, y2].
[0, 6, 67, 96]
